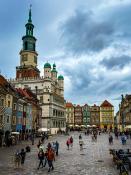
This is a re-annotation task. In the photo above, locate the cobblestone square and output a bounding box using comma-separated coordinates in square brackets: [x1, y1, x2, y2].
[0, 132, 131, 175]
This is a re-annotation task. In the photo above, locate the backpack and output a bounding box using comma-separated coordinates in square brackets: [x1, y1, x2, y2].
[48, 149, 54, 160]
[15, 153, 21, 161]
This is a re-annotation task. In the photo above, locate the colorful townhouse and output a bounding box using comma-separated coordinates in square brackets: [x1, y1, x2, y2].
[0, 74, 42, 145]
[82, 104, 91, 126]
[90, 104, 100, 127]
[74, 105, 83, 126]
[66, 102, 74, 127]
[100, 100, 114, 130]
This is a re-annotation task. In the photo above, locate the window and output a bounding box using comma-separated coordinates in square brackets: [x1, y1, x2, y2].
[53, 121, 55, 127]
[40, 96, 43, 103]
[18, 104, 23, 112]
[12, 116, 16, 125]
[34, 56, 37, 64]
[24, 85, 28, 88]
[22, 54, 28, 61]
[13, 103, 16, 110]
[53, 109, 55, 116]
[0, 99, 4, 106]
[7, 116, 10, 123]
[0, 115, 3, 124]
[8, 101, 10, 107]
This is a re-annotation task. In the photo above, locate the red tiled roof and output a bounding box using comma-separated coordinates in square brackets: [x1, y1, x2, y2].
[0, 75, 8, 86]
[76, 105, 81, 108]
[100, 100, 113, 107]
[66, 102, 74, 107]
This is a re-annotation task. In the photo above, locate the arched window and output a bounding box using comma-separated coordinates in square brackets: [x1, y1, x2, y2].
[24, 41, 28, 50]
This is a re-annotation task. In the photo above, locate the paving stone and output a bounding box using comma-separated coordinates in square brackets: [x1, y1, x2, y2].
[0, 132, 131, 175]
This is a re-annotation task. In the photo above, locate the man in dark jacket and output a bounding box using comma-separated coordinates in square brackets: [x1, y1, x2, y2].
[55, 141, 59, 156]
[37, 149, 44, 169]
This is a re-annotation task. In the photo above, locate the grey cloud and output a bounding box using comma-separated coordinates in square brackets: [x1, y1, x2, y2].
[60, 9, 114, 55]
[100, 55, 131, 69]
[60, 2, 131, 55]
[63, 63, 92, 95]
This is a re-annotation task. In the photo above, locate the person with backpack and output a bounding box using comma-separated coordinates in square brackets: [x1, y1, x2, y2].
[47, 146, 55, 172]
[20, 148, 26, 165]
[37, 149, 44, 170]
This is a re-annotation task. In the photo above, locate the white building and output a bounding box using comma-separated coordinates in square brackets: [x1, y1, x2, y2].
[10, 8, 66, 134]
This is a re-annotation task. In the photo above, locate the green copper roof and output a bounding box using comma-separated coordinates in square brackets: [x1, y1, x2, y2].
[58, 75, 64, 80]
[51, 69, 57, 73]
[53, 63, 56, 68]
[44, 62, 51, 68]
[28, 5, 32, 23]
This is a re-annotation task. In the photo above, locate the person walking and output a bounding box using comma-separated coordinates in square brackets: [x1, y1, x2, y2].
[121, 133, 127, 145]
[30, 133, 34, 145]
[79, 134, 82, 140]
[37, 149, 44, 170]
[109, 134, 113, 145]
[70, 136, 73, 147]
[79, 139, 84, 150]
[14, 150, 21, 168]
[20, 148, 26, 165]
[66, 138, 70, 150]
[47, 146, 55, 172]
[55, 141, 59, 156]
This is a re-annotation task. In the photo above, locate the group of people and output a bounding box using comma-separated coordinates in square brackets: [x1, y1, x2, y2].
[66, 135, 85, 151]
[14, 148, 27, 168]
[37, 141, 59, 172]
[108, 132, 130, 145]
[66, 136, 73, 150]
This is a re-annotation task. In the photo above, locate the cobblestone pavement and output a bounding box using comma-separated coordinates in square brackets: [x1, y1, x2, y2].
[0, 132, 131, 175]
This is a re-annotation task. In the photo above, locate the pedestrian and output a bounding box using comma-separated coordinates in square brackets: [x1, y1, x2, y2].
[37, 149, 44, 169]
[79, 134, 82, 140]
[20, 148, 26, 165]
[37, 140, 41, 149]
[25, 145, 31, 152]
[47, 147, 55, 172]
[121, 133, 127, 145]
[55, 141, 59, 156]
[30, 133, 34, 145]
[14, 150, 21, 168]
[70, 136, 73, 147]
[79, 139, 84, 150]
[109, 134, 113, 145]
[66, 138, 70, 150]
[41, 133, 45, 143]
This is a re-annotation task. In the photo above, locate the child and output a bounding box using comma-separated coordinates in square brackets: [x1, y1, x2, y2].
[20, 148, 26, 165]
[14, 150, 21, 168]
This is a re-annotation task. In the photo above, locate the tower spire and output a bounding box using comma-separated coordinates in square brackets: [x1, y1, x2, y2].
[28, 4, 32, 23]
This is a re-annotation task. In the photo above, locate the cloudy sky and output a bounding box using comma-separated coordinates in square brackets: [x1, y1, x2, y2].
[0, 0, 131, 112]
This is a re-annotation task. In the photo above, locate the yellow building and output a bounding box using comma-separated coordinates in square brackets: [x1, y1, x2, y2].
[66, 102, 74, 127]
[100, 100, 114, 130]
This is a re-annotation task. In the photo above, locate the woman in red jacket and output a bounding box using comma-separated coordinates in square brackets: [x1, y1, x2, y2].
[47, 146, 55, 172]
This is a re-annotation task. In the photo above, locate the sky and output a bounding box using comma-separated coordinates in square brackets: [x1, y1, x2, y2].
[0, 0, 131, 112]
